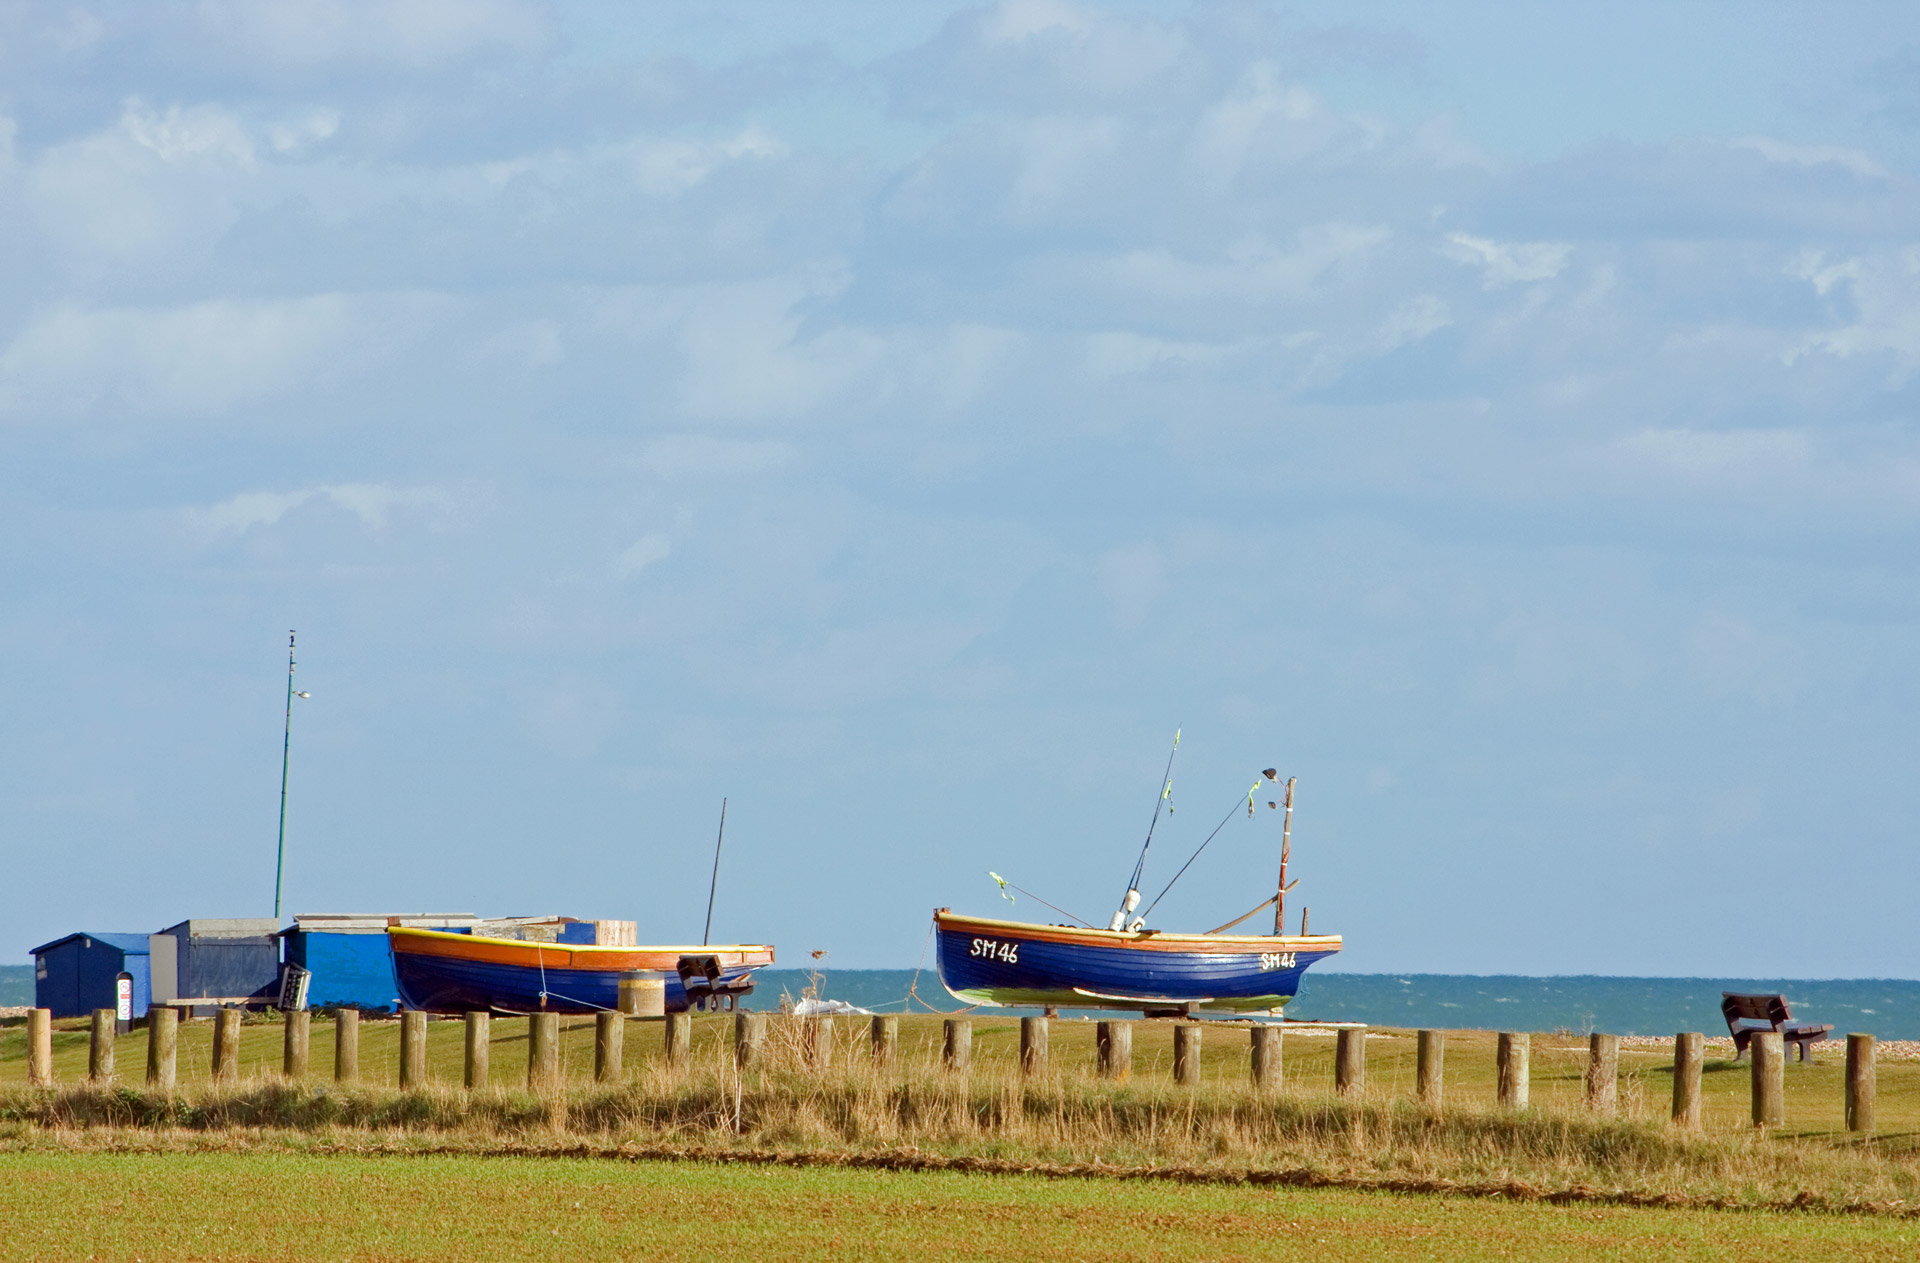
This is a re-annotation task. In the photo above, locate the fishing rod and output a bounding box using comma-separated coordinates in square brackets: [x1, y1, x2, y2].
[1136, 775, 1269, 922]
[1111, 728, 1179, 931]
[702, 798, 727, 946]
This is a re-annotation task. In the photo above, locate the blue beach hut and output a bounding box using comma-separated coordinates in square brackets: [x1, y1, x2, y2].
[30, 933, 151, 1019]
[282, 914, 482, 1012]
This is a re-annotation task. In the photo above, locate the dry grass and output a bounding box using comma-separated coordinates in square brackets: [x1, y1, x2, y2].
[2, 1013, 1917, 1213]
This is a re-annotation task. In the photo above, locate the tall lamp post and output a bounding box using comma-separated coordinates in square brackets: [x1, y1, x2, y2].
[273, 630, 311, 920]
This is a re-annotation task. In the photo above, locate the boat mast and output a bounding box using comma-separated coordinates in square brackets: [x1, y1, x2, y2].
[702, 798, 727, 946]
[1114, 728, 1179, 931]
[1272, 776, 1295, 935]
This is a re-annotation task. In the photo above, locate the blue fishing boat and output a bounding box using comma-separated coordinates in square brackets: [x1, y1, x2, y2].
[934, 750, 1341, 1016]
[389, 927, 774, 1015]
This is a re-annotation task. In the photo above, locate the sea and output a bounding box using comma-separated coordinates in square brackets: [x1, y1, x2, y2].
[752, 969, 1920, 1040]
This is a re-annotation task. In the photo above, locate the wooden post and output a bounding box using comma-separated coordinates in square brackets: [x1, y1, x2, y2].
[595, 1010, 624, 1083]
[1174, 1023, 1202, 1085]
[26, 1009, 53, 1087]
[528, 1012, 559, 1088]
[1098, 1020, 1133, 1083]
[1671, 1033, 1703, 1129]
[1845, 1033, 1876, 1132]
[212, 1008, 242, 1083]
[1586, 1033, 1618, 1114]
[942, 1018, 971, 1072]
[664, 1012, 691, 1066]
[283, 1010, 310, 1079]
[1334, 1027, 1365, 1096]
[400, 1011, 427, 1088]
[1416, 1029, 1444, 1106]
[89, 1009, 116, 1084]
[334, 1009, 359, 1083]
[803, 1016, 832, 1069]
[147, 1006, 178, 1089]
[1497, 1032, 1528, 1109]
[1250, 1025, 1281, 1091]
[870, 1014, 897, 1067]
[1020, 1016, 1048, 1077]
[733, 1012, 764, 1069]
[465, 1012, 490, 1089]
[1750, 1030, 1784, 1127]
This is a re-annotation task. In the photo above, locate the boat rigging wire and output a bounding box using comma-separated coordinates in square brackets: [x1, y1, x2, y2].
[992, 876, 1098, 928]
[1137, 779, 1263, 922]
[1116, 728, 1180, 923]
[702, 798, 728, 946]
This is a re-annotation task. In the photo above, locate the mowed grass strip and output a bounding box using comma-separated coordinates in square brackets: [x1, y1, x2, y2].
[2, 1151, 1917, 1263]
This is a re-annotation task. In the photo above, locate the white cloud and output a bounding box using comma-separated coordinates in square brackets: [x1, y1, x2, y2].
[1083, 331, 1259, 379]
[1104, 224, 1389, 302]
[615, 532, 672, 578]
[640, 435, 796, 478]
[192, 483, 454, 534]
[1187, 62, 1324, 188]
[631, 128, 785, 197]
[1441, 232, 1571, 288]
[1731, 136, 1887, 180]
[121, 100, 257, 166]
[195, 0, 551, 65]
[0, 294, 438, 420]
[1377, 294, 1451, 350]
[1788, 249, 1920, 378]
[676, 279, 885, 421]
[1606, 428, 1813, 486]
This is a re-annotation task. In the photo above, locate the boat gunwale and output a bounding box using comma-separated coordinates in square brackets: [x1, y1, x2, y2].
[387, 926, 774, 958]
[934, 908, 1340, 952]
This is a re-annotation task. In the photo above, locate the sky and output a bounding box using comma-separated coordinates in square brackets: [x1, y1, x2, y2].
[3, 1, 1919, 976]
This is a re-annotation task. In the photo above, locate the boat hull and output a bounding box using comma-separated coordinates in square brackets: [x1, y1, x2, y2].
[933, 909, 1339, 1014]
[389, 928, 774, 1015]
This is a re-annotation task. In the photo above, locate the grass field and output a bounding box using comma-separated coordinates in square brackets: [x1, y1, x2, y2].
[0, 1150, 1915, 1262]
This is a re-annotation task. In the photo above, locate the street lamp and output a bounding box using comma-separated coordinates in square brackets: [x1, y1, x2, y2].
[273, 630, 310, 920]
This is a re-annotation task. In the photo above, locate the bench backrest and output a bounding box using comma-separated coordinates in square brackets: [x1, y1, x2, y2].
[1721, 992, 1791, 1032]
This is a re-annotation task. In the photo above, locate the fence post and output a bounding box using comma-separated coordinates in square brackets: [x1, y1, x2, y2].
[664, 1012, 692, 1066]
[870, 1014, 897, 1067]
[147, 1007, 178, 1089]
[400, 1011, 427, 1087]
[1174, 1024, 1202, 1085]
[283, 1010, 310, 1079]
[1250, 1025, 1281, 1091]
[803, 1016, 832, 1069]
[1586, 1033, 1618, 1114]
[90, 1009, 116, 1084]
[1845, 1034, 1875, 1133]
[942, 1018, 971, 1072]
[334, 1009, 359, 1083]
[595, 1010, 624, 1083]
[528, 1012, 560, 1088]
[1416, 1030, 1443, 1106]
[1671, 1033, 1702, 1128]
[1334, 1027, 1365, 1096]
[1750, 1031, 1784, 1127]
[1020, 1016, 1048, 1077]
[1497, 1032, 1529, 1109]
[212, 1008, 242, 1083]
[733, 1012, 764, 1069]
[27, 1009, 53, 1087]
[465, 1012, 490, 1089]
[1098, 1020, 1133, 1084]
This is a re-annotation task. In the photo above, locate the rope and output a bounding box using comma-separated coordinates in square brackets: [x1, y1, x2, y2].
[1139, 788, 1254, 921]
[1000, 881, 1096, 928]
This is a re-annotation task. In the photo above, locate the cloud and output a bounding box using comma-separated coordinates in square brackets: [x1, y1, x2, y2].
[192, 483, 455, 534]
[1441, 232, 1571, 288]
[615, 532, 672, 578]
[640, 435, 796, 478]
[675, 279, 885, 421]
[0, 294, 439, 420]
[1788, 248, 1920, 379]
[1102, 224, 1389, 302]
[1083, 331, 1260, 379]
[631, 128, 785, 197]
[194, 0, 553, 66]
[1730, 136, 1887, 180]
[1604, 428, 1813, 487]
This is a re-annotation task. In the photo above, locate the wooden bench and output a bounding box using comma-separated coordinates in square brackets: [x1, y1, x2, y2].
[1721, 992, 1832, 1062]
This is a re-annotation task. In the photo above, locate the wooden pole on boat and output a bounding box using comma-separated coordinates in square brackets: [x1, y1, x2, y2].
[870, 1014, 897, 1067]
[1334, 1026, 1364, 1096]
[1250, 1025, 1281, 1091]
[1273, 777, 1295, 935]
[1174, 1023, 1202, 1085]
[1497, 1032, 1528, 1109]
[465, 1012, 490, 1089]
[1416, 1030, 1443, 1106]
[703, 798, 727, 946]
[1671, 1032, 1703, 1128]
[1846, 1034, 1876, 1132]
[1098, 1020, 1132, 1083]
[334, 1009, 359, 1083]
[1586, 1033, 1618, 1114]
[1020, 1016, 1048, 1077]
